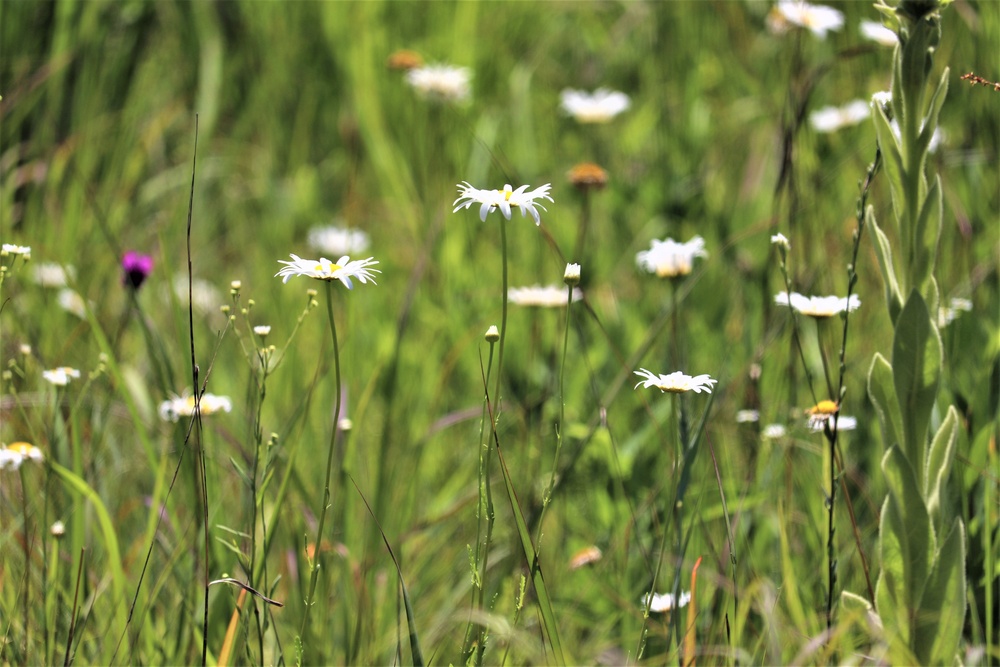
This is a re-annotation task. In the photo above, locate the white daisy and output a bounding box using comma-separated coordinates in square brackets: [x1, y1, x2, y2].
[0, 442, 44, 471]
[275, 254, 380, 289]
[564, 262, 581, 286]
[159, 392, 233, 422]
[1, 243, 31, 257]
[642, 591, 692, 613]
[307, 225, 371, 257]
[636, 236, 708, 278]
[253, 325, 271, 337]
[775, 291, 860, 318]
[809, 100, 871, 133]
[634, 368, 717, 394]
[762, 424, 787, 439]
[42, 367, 81, 386]
[453, 182, 554, 226]
[405, 64, 471, 102]
[560, 88, 630, 123]
[860, 20, 898, 46]
[773, 1, 844, 38]
[810, 415, 858, 432]
[508, 285, 582, 308]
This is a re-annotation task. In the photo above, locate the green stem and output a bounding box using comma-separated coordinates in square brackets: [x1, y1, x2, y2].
[299, 282, 344, 650]
[493, 216, 509, 416]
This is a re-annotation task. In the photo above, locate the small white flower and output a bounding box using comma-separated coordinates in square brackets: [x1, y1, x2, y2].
[771, 233, 791, 250]
[773, 1, 844, 38]
[1, 243, 31, 257]
[560, 88, 631, 123]
[453, 182, 554, 226]
[0, 442, 44, 471]
[508, 285, 582, 308]
[485, 325, 500, 342]
[405, 64, 471, 102]
[860, 20, 898, 46]
[809, 100, 871, 133]
[43, 367, 81, 386]
[51, 520, 66, 537]
[32, 262, 75, 288]
[308, 225, 371, 257]
[253, 325, 271, 337]
[938, 297, 973, 327]
[275, 254, 380, 289]
[775, 291, 860, 318]
[736, 409, 760, 423]
[634, 368, 717, 394]
[57, 289, 88, 319]
[636, 236, 708, 278]
[810, 415, 858, 432]
[564, 263, 581, 286]
[642, 591, 692, 613]
[159, 392, 233, 422]
[763, 424, 787, 439]
[230, 280, 242, 290]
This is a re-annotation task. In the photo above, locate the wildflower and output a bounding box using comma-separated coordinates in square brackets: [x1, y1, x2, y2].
[453, 182, 554, 226]
[485, 325, 500, 342]
[806, 400, 839, 428]
[634, 368, 717, 394]
[159, 392, 233, 422]
[770, 233, 790, 250]
[275, 254, 380, 289]
[308, 225, 370, 257]
[938, 297, 973, 327]
[32, 262, 75, 288]
[0, 442, 44, 471]
[254, 325, 271, 337]
[560, 88, 630, 123]
[642, 591, 692, 613]
[567, 162, 608, 191]
[387, 49, 423, 71]
[564, 263, 581, 286]
[860, 19, 898, 46]
[810, 415, 858, 432]
[636, 236, 708, 279]
[1, 243, 31, 257]
[762, 424, 787, 439]
[736, 409, 760, 423]
[809, 100, 870, 133]
[772, 1, 844, 38]
[405, 64, 471, 102]
[508, 285, 582, 307]
[122, 251, 154, 290]
[57, 289, 87, 318]
[51, 521, 66, 537]
[43, 367, 81, 386]
[775, 291, 860, 318]
[569, 545, 603, 570]
[230, 280, 242, 291]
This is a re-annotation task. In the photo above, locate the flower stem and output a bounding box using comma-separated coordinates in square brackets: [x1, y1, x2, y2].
[299, 282, 343, 650]
[493, 215, 509, 414]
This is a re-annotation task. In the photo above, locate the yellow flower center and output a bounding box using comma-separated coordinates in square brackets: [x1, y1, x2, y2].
[8, 442, 37, 456]
[314, 261, 344, 274]
[808, 400, 839, 416]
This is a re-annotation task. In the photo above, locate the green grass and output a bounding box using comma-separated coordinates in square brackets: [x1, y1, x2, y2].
[1, 1, 998, 664]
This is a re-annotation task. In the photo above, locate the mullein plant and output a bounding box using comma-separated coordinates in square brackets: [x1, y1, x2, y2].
[841, 0, 966, 663]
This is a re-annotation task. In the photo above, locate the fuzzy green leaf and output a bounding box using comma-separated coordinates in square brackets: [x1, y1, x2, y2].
[892, 290, 941, 481]
[868, 352, 903, 452]
[915, 519, 966, 665]
[919, 68, 949, 157]
[925, 406, 960, 533]
[913, 176, 943, 299]
[881, 445, 935, 610]
[868, 209, 904, 323]
[872, 105, 907, 232]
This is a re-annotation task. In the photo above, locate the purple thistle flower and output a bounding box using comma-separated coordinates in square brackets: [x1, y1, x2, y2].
[122, 251, 153, 290]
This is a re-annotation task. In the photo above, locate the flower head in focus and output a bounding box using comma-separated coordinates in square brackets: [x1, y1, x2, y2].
[453, 182, 554, 225]
[308, 225, 370, 257]
[564, 263, 581, 286]
[809, 100, 871, 133]
[159, 393, 233, 422]
[642, 591, 692, 613]
[508, 285, 582, 308]
[636, 236, 708, 279]
[0, 442, 44, 471]
[406, 64, 471, 102]
[275, 254, 380, 289]
[634, 368, 717, 394]
[772, 1, 845, 38]
[122, 251, 154, 290]
[560, 88, 630, 123]
[43, 367, 81, 386]
[775, 291, 860, 318]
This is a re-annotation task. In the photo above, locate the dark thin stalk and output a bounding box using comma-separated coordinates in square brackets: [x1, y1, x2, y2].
[63, 548, 85, 667]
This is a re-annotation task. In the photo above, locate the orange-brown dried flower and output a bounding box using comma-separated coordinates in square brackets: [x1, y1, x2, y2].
[387, 49, 424, 71]
[567, 162, 608, 191]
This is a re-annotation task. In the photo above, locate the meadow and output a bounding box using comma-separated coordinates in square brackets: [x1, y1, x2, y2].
[1, 0, 997, 664]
